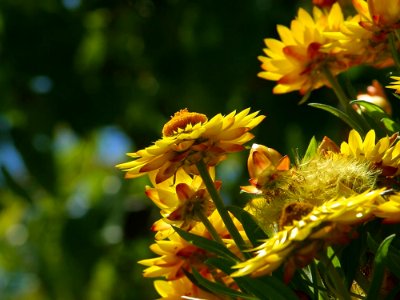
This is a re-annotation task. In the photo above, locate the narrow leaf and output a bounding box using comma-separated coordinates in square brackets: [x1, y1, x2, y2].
[227, 206, 268, 247]
[302, 136, 318, 164]
[366, 234, 396, 300]
[191, 269, 258, 300]
[241, 275, 298, 300]
[381, 117, 400, 134]
[173, 226, 238, 261]
[367, 233, 400, 281]
[308, 103, 364, 134]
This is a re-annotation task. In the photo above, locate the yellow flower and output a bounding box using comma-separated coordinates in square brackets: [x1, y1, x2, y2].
[375, 193, 400, 223]
[240, 144, 290, 195]
[327, 1, 395, 68]
[353, 0, 400, 32]
[232, 190, 385, 280]
[154, 276, 222, 300]
[145, 168, 219, 238]
[139, 210, 245, 280]
[244, 139, 378, 235]
[386, 76, 400, 94]
[117, 108, 265, 183]
[258, 3, 351, 95]
[139, 230, 209, 280]
[340, 129, 400, 176]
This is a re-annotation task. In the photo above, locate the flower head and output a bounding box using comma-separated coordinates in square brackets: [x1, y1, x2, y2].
[145, 168, 219, 238]
[386, 76, 400, 94]
[154, 276, 222, 300]
[244, 139, 379, 234]
[117, 108, 264, 183]
[340, 129, 400, 176]
[241, 144, 290, 195]
[375, 193, 400, 223]
[233, 190, 385, 281]
[139, 210, 244, 280]
[258, 3, 351, 95]
[138, 230, 209, 280]
[327, 1, 396, 68]
[353, 0, 400, 33]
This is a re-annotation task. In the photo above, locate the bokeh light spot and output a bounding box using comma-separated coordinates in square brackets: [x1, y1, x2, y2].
[30, 76, 53, 94]
[6, 224, 28, 246]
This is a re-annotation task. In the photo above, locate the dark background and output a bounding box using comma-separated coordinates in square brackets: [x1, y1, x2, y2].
[0, 0, 394, 299]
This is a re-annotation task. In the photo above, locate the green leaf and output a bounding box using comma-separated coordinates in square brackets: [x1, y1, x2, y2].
[381, 117, 400, 133]
[366, 234, 396, 300]
[241, 275, 299, 300]
[173, 226, 238, 261]
[206, 257, 298, 300]
[339, 236, 364, 289]
[350, 100, 399, 134]
[302, 136, 318, 164]
[392, 93, 400, 100]
[351, 99, 386, 115]
[191, 268, 258, 300]
[227, 206, 268, 247]
[308, 103, 364, 134]
[367, 233, 400, 280]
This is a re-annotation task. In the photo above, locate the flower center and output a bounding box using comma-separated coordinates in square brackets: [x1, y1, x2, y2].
[162, 109, 208, 137]
[279, 202, 314, 230]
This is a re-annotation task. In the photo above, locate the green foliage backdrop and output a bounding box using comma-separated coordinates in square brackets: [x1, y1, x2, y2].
[0, 1, 357, 299]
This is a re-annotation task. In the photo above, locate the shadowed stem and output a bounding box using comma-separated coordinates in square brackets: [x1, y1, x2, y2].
[322, 66, 368, 135]
[389, 32, 400, 71]
[322, 66, 349, 110]
[194, 203, 224, 245]
[196, 160, 250, 258]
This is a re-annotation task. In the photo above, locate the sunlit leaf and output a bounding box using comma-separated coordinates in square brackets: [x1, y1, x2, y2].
[366, 234, 396, 300]
[302, 136, 317, 164]
[308, 103, 364, 134]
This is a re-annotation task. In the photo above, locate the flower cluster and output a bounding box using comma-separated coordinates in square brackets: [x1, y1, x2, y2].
[258, 1, 400, 96]
[117, 1, 400, 299]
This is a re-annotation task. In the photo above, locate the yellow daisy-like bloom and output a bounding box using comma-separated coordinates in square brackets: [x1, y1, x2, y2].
[117, 108, 265, 184]
[386, 76, 400, 94]
[139, 230, 209, 280]
[240, 144, 290, 195]
[139, 210, 244, 280]
[154, 276, 223, 300]
[340, 129, 400, 176]
[375, 193, 400, 223]
[145, 168, 219, 238]
[353, 0, 400, 33]
[326, 1, 396, 68]
[232, 190, 385, 281]
[258, 3, 351, 95]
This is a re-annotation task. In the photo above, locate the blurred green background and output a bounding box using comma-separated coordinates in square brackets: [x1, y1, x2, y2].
[1, 0, 394, 299]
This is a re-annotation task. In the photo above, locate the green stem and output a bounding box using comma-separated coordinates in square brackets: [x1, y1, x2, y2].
[194, 204, 224, 245]
[322, 66, 349, 110]
[322, 66, 368, 135]
[319, 253, 351, 300]
[196, 160, 250, 258]
[389, 32, 400, 71]
[310, 262, 322, 300]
